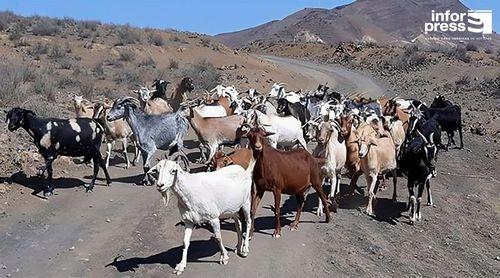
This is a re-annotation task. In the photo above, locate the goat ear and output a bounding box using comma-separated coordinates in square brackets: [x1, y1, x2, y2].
[264, 131, 275, 137]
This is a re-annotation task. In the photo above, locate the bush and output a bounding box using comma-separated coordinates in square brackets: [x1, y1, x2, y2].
[57, 57, 73, 69]
[485, 48, 493, 54]
[8, 23, 24, 41]
[32, 69, 56, 101]
[32, 19, 60, 36]
[170, 35, 187, 44]
[14, 38, 30, 47]
[48, 44, 66, 59]
[445, 46, 470, 63]
[168, 59, 179, 70]
[456, 74, 471, 86]
[115, 67, 142, 84]
[183, 60, 220, 90]
[92, 62, 105, 79]
[0, 11, 17, 31]
[465, 43, 478, 52]
[28, 42, 49, 58]
[148, 32, 164, 46]
[115, 25, 141, 45]
[78, 77, 95, 99]
[118, 49, 135, 62]
[137, 56, 156, 68]
[0, 60, 33, 105]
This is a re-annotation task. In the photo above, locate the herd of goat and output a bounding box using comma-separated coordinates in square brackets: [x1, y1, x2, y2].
[5, 78, 463, 274]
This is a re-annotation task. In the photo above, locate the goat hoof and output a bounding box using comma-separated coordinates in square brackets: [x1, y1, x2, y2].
[272, 232, 281, 238]
[219, 254, 229, 265]
[43, 191, 53, 197]
[173, 262, 186, 275]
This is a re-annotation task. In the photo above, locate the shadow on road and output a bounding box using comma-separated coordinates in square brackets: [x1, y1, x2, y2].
[1, 171, 86, 196]
[106, 240, 222, 272]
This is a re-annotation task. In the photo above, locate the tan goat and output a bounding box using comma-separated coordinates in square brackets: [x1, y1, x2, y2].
[137, 87, 172, 115]
[93, 100, 140, 168]
[354, 119, 398, 216]
[73, 95, 95, 118]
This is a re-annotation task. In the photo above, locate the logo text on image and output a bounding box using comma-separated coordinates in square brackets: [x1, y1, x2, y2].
[424, 10, 492, 35]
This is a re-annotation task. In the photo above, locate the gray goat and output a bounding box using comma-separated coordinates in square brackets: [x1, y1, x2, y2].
[106, 97, 189, 183]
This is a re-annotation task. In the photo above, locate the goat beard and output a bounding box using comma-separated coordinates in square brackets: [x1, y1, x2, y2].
[161, 189, 171, 207]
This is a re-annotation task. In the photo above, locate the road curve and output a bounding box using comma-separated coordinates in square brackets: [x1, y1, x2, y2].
[258, 55, 388, 98]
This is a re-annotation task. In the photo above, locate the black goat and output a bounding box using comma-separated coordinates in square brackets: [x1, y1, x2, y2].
[407, 115, 443, 150]
[430, 95, 454, 108]
[6, 108, 111, 196]
[276, 98, 310, 126]
[400, 131, 438, 225]
[151, 79, 171, 100]
[421, 104, 463, 150]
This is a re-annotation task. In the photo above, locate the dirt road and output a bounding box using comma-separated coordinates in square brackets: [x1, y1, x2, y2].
[258, 55, 387, 97]
[1, 58, 499, 278]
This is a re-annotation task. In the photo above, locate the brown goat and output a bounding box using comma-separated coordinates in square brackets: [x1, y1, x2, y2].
[170, 77, 194, 112]
[214, 148, 252, 170]
[381, 98, 410, 132]
[247, 127, 332, 238]
[188, 107, 245, 164]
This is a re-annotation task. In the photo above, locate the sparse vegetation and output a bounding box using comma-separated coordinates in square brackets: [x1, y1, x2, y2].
[8, 23, 24, 41]
[92, 62, 105, 79]
[137, 56, 156, 68]
[48, 44, 66, 59]
[465, 43, 478, 52]
[148, 32, 164, 46]
[169, 59, 179, 70]
[32, 68, 56, 101]
[28, 42, 49, 58]
[115, 67, 143, 84]
[0, 60, 33, 105]
[183, 60, 220, 90]
[78, 76, 95, 98]
[118, 49, 136, 62]
[115, 25, 141, 45]
[31, 18, 60, 36]
[456, 74, 471, 86]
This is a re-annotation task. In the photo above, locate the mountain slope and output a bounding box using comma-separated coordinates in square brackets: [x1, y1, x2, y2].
[215, 0, 498, 48]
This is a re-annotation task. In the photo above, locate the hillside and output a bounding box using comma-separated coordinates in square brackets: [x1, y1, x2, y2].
[215, 0, 500, 49]
[0, 11, 310, 118]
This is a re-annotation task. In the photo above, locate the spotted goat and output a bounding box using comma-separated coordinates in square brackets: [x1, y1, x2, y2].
[5, 108, 111, 196]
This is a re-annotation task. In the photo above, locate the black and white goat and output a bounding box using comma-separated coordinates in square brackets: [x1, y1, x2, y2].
[6, 108, 111, 196]
[400, 130, 438, 224]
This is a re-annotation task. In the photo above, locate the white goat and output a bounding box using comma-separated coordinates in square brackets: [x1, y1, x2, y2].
[268, 82, 286, 98]
[246, 109, 307, 150]
[149, 159, 254, 275]
[312, 120, 346, 217]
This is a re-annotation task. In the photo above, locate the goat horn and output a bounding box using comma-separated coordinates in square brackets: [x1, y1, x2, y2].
[429, 132, 435, 145]
[416, 130, 428, 145]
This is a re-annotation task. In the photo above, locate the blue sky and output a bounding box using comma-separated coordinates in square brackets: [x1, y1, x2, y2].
[0, 0, 497, 35]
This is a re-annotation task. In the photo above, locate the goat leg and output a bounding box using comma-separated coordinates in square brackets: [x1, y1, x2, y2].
[250, 190, 264, 239]
[290, 194, 305, 231]
[173, 222, 194, 275]
[43, 158, 54, 197]
[272, 190, 282, 238]
[86, 156, 99, 192]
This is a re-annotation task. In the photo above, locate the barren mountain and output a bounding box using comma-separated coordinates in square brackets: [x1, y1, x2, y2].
[215, 0, 500, 49]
